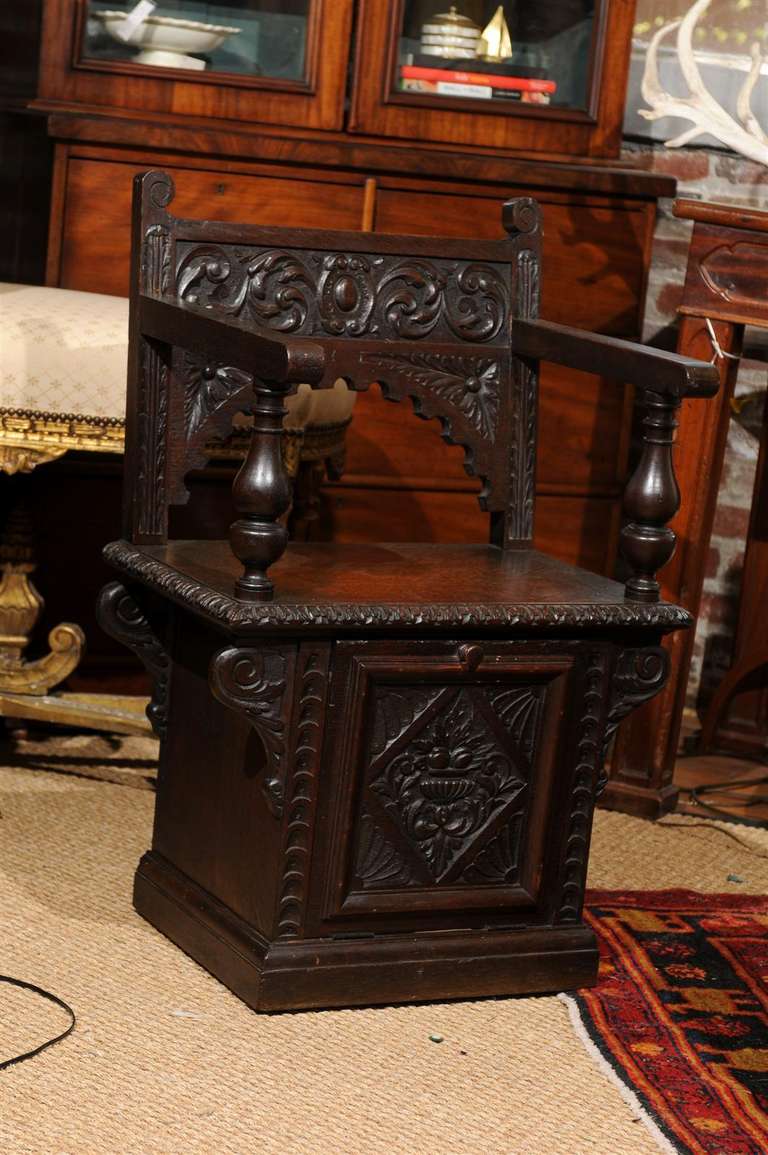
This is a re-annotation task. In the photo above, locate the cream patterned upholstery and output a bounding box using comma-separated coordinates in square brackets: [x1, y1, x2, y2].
[0, 282, 355, 455]
[1, 283, 129, 419]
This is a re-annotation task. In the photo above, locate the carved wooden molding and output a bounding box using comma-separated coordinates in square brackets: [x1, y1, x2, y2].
[277, 647, 330, 937]
[104, 540, 694, 633]
[209, 645, 291, 817]
[175, 243, 510, 346]
[136, 340, 169, 540]
[503, 196, 542, 544]
[96, 582, 169, 739]
[555, 652, 608, 924]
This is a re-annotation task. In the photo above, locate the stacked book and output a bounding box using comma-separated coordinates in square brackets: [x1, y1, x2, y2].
[400, 65, 556, 104]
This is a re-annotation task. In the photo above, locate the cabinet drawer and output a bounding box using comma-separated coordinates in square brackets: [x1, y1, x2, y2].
[56, 157, 368, 295]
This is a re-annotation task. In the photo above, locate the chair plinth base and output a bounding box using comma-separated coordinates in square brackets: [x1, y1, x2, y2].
[134, 851, 599, 1013]
[99, 552, 683, 1014]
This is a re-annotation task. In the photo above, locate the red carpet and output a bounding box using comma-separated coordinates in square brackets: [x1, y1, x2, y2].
[567, 890, 768, 1155]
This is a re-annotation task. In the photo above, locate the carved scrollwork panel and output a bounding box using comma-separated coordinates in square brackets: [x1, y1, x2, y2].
[96, 582, 169, 739]
[444, 262, 508, 342]
[174, 242, 509, 344]
[209, 646, 292, 818]
[375, 260, 445, 339]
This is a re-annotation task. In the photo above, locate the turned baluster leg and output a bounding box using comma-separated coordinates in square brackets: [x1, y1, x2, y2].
[230, 379, 293, 601]
[620, 389, 681, 603]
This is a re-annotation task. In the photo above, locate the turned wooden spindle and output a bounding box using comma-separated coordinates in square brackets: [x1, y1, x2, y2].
[620, 389, 681, 603]
[230, 379, 293, 601]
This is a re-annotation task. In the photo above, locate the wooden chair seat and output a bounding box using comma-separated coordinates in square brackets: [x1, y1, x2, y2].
[105, 538, 692, 633]
[98, 171, 719, 1012]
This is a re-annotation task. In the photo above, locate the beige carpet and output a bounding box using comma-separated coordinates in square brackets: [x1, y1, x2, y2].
[2, 735, 768, 1155]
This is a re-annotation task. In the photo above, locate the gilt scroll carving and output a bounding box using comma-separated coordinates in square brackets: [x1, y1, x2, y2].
[96, 582, 169, 739]
[174, 244, 509, 345]
[210, 646, 291, 817]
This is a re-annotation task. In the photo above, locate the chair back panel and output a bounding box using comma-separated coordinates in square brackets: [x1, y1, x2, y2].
[125, 171, 541, 547]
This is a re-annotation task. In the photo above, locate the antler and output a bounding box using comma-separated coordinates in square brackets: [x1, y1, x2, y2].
[639, 0, 768, 166]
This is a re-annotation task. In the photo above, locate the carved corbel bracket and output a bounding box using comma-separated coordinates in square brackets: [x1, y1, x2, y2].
[209, 646, 290, 817]
[598, 646, 670, 792]
[96, 582, 169, 739]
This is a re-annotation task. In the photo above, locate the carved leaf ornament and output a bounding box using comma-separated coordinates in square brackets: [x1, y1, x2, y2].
[357, 684, 545, 887]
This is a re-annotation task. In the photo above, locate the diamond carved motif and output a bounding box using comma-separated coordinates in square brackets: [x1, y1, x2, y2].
[359, 685, 543, 886]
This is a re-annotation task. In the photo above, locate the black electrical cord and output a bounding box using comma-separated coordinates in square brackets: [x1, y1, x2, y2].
[0, 976, 76, 1071]
[677, 746, 768, 828]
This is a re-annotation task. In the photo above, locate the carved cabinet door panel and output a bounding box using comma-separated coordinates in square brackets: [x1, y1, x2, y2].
[307, 639, 605, 937]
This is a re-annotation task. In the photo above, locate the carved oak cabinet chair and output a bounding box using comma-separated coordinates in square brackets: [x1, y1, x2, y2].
[99, 171, 718, 1012]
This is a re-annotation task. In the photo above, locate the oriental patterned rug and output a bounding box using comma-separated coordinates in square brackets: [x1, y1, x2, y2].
[564, 890, 768, 1155]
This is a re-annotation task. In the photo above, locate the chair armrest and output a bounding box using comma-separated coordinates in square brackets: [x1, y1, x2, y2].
[138, 294, 326, 386]
[512, 317, 722, 605]
[512, 318, 719, 398]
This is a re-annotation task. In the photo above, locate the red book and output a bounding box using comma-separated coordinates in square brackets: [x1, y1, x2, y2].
[400, 65, 556, 94]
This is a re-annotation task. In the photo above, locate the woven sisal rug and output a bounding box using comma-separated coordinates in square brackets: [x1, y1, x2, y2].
[565, 890, 768, 1155]
[2, 734, 768, 1153]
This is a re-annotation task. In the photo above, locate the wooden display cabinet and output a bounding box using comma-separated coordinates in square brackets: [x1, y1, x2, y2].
[351, 0, 636, 158]
[22, 0, 675, 696]
[37, 0, 354, 132]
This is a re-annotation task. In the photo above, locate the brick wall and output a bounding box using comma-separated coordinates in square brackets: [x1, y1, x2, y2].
[622, 143, 768, 710]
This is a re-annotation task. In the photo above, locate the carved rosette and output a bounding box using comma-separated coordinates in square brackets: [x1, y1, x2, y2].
[209, 646, 289, 817]
[181, 354, 253, 439]
[96, 582, 169, 739]
[174, 243, 509, 344]
[355, 682, 544, 889]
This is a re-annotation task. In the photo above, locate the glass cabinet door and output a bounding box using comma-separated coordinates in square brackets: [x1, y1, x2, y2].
[350, 0, 633, 158]
[395, 1, 597, 112]
[80, 1, 311, 84]
[39, 0, 354, 132]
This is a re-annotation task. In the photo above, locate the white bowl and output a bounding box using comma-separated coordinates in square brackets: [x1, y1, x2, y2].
[93, 10, 241, 70]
